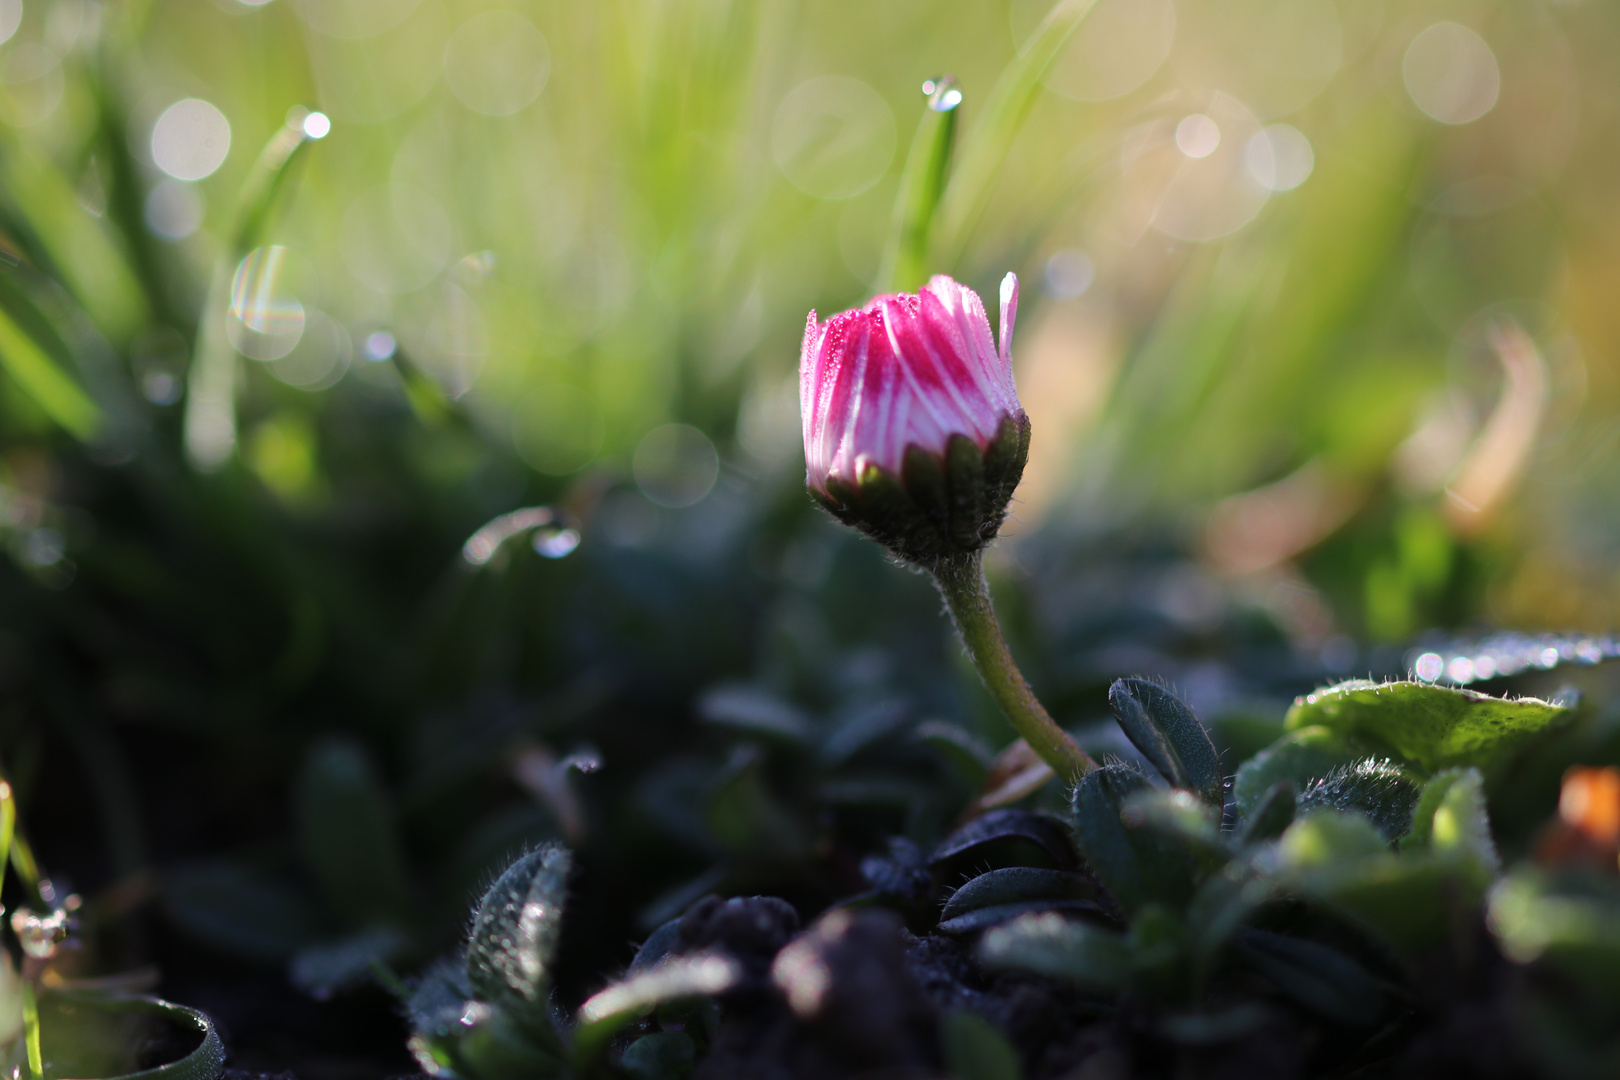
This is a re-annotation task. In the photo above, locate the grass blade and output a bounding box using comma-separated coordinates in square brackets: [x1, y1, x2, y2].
[876, 76, 962, 293]
[184, 110, 328, 472]
[932, 0, 1100, 269]
[0, 287, 100, 439]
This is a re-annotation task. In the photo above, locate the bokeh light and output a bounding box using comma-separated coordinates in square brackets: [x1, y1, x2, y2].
[772, 76, 896, 200]
[634, 425, 719, 508]
[444, 10, 549, 116]
[151, 98, 232, 181]
[0, 0, 20, 47]
[1404, 22, 1501, 125]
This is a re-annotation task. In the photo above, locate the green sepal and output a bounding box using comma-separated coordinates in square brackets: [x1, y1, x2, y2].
[811, 410, 1029, 567]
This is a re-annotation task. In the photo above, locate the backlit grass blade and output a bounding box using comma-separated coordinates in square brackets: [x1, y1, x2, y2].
[184, 110, 328, 472]
[932, 0, 1100, 270]
[0, 287, 100, 439]
[876, 76, 962, 294]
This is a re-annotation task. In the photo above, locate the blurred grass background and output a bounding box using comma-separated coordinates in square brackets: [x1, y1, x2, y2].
[2, 0, 1620, 1064]
[1, 0, 1617, 633]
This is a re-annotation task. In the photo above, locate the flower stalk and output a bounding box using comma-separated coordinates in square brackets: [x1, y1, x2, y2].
[932, 552, 1096, 782]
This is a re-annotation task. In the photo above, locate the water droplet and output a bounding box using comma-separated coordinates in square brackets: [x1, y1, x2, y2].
[11, 904, 74, 959]
[1414, 652, 1444, 682]
[532, 525, 580, 559]
[921, 74, 962, 112]
[363, 330, 396, 361]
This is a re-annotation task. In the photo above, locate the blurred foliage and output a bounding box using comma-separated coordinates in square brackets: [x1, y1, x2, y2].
[0, 0, 1619, 1073]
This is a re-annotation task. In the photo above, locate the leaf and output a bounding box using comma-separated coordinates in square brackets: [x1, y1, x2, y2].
[1120, 789, 1227, 858]
[1403, 767, 1499, 882]
[288, 926, 408, 1001]
[979, 911, 1130, 992]
[294, 737, 414, 926]
[0, 290, 99, 439]
[1488, 867, 1620, 999]
[34, 991, 226, 1080]
[877, 77, 961, 293]
[1108, 679, 1223, 806]
[574, 952, 741, 1055]
[1069, 765, 1199, 914]
[696, 683, 813, 745]
[451, 1003, 568, 1079]
[706, 746, 809, 860]
[1233, 726, 1378, 819]
[621, 1031, 697, 1080]
[162, 861, 321, 964]
[467, 844, 571, 1010]
[1260, 812, 1470, 956]
[184, 111, 325, 470]
[939, 1008, 1023, 1080]
[1234, 929, 1390, 1027]
[1297, 758, 1421, 842]
[628, 917, 686, 975]
[931, 808, 1078, 876]
[938, 867, 1105, 934]
[1238, 781, 1296, 846]
[405, 956, 473, 1040]
[1183, 865, 1274, 980]
[1283, 680, 1570, 776]
[914, 721, 993, 786]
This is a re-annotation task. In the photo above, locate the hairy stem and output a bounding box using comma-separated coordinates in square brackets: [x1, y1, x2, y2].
[932, 552, 1096, 781]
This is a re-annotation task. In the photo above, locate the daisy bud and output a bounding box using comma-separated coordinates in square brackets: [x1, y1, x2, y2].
[800, 273, 1030, 566]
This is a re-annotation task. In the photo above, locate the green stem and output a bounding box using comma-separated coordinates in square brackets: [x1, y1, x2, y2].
[932, 552, 1096, 782]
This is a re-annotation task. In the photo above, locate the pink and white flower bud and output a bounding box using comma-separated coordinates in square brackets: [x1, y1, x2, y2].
[799, 273, 1031, 565]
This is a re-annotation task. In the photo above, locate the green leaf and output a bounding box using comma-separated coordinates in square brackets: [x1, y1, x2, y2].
[467, 844, 571, 1010]
[621, 1031, 697, 1080]
[1283, 680, 1570, 776]
[1120, 788, 1227, 858]
[0, 291, 98, 439]
[1234, 929, 1390, 1028]
[938, 867, 1104, 934]
[294, 737, 414, 926]
[877, 77, 961, 293]
[1261, 812, 1471, 957]
[184, 111, 326, 471]
[34, 991, 226, 1080]
[1488, 868, 1620, 999]
[933, 0, 1102, 266]
[914, 721, 993, 786]
[574, 952, 741, 1056]
[979, 911, 1130, 992]
[939, 1008, 1023, 1080]
[1297, 758, 1421, 842]
[162, 861, 321, 964]
[288, 926, 409, 1000]
[1183, 864, 1274, 981]
[1403, 767, 1499, 882]
[1070, 765, 1199, 914]
[1237, 781, 1296, 846]
[451, 1003, 567, 1079]
[706, 746, 809, 861]
[697, 683, 814, 746]
[1108, 679, 1223, 806]
[1233, 725, 1378, 819]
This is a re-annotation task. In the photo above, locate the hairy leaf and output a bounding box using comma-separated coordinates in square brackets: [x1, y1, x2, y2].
[1109, 679, 1223, 806]
[1284, 680, 1569, 775]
